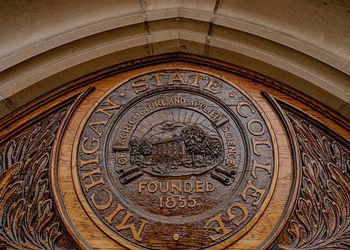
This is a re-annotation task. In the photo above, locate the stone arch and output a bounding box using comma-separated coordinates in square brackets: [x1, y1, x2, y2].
[1, 1, 349, 119]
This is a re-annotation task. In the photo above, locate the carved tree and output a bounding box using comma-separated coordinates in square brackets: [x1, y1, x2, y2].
[181, 125, 205, 164]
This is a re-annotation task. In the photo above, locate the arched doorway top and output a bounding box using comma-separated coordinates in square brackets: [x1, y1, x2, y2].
[0, 1, 349, 119]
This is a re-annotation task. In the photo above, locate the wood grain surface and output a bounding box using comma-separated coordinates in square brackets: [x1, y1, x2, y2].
[0, 54, 348, 250]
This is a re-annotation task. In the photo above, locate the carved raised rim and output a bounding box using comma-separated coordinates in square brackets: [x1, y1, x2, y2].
[50, 87, 95, 250]
[259, 93, 302, 249]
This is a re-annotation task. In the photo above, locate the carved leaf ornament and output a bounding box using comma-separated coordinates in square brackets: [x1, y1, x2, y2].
[279, 111, 350, 249]
[0, 110, 67, 249]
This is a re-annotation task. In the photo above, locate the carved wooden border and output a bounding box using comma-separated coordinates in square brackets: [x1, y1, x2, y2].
[261, 93, 302, 249]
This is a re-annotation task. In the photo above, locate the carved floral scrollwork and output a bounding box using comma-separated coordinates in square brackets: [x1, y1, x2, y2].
[278, 111, 350, 249]
[0, 109, 77, 249]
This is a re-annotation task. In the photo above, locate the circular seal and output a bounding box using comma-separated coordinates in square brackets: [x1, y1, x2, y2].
[74, 70, 277, 249]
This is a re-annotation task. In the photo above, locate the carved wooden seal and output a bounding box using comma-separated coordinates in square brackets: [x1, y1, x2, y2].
[73, 70, 277, 249]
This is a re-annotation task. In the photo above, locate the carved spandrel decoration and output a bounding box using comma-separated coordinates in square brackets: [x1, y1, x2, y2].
[277, 107, 350, 249]
[0, 109, 79, 250]
[73, 70, 277, 249]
